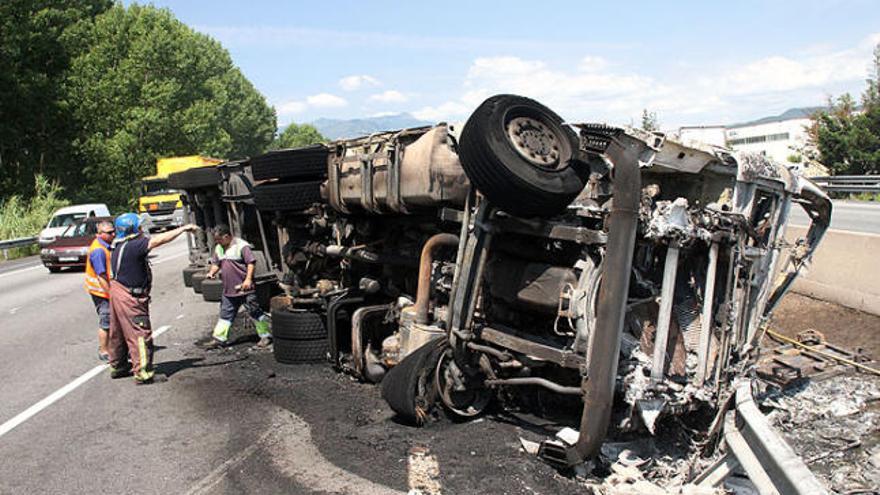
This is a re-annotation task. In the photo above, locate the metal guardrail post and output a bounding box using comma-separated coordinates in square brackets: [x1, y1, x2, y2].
[698, 379, 828, 494]
[0, 236, 39, 259]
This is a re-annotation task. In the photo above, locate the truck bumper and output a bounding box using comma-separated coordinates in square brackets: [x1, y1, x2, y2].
[145, 208, 184, 230]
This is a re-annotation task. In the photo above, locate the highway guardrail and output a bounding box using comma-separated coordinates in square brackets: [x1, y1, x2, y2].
[0, 236, 38, 260]
[810, 175, 880, 193]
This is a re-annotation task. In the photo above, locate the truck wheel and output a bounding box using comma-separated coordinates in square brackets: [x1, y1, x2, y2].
[47, 266, 61, 273]
[168, 167, 219, 190]
[182, 266, 203, 287]
[192, 272, 207, 294]
[381, 338, 447, 426]
[273, 337, 328, 364]
[201, 278, 223, 302]
[459, 94, 589, 218]
[253, 181, 322, 212]
[251, 145, 329, 181]
[270, 309, 327, 340]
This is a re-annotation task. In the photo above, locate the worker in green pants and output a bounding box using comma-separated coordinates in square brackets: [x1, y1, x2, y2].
[203, 224, 272, 349]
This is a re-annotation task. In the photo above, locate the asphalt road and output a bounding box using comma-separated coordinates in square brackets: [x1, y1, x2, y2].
[3, 199, 872, 494]
[0, 238, 402, 494]
[789, 199, 880, 234]
[0, 237, 598, 495]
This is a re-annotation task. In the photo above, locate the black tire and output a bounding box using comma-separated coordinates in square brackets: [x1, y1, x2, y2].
[251, 145, 329, 181]
[273, 337, 328, 364]
[182, 266, 203, 287]
[255, 278, 279, 311]
[253, 181, 322, 212]
[47, 266, 61, 273]
[270, 309, 326, 340]
[201, 278, 223, 302]
[381, 338, 447, 425]
[168, 167, 219, 190]
[192, 272, 206, 294]
[459, 94, 589, 218]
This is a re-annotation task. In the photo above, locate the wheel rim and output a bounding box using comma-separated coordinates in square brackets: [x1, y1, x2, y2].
[506, 116, 562, 168]
[435, 350, 490, 417]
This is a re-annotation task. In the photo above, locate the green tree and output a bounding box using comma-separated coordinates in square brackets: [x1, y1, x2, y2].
[0, 0, 111, 200]
[61, 4, 276, 209]
[641, 109, 659, 132]
[814, 43, 880, 175]
[270, 123, 326, 150]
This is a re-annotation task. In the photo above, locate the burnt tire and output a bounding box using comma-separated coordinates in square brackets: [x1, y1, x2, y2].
[251, 145, 329, 181]
[201, 278, 223, 302]
[273, 337, 328, 364]
[459, 94, 589, 218]
[182, 266, 203, 287]
[253, 181, 322, 212]
[270, 309, 326, 340]
[381, 338, 447, 425]
[168, 167, 219, 190]
[191, 272, 206, 294]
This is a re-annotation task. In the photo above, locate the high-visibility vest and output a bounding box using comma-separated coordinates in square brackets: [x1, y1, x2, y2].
[214, 238, 251, 265]
[84, 238, 111, 298]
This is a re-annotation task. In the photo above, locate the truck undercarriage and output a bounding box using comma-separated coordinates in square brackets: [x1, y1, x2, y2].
[171, 94, 833, 493]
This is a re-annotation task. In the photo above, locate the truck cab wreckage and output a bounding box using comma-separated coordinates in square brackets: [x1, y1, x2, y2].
[172, 94, 833, 493]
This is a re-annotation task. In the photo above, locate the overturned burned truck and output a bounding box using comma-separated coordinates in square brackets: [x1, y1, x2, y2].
[179, 95, 832, 472]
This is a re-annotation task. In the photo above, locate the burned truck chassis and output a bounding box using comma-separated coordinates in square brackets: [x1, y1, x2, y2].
[171, 94, 832, 490]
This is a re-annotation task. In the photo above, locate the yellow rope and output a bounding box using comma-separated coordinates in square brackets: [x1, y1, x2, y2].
[766, 329, 880, 376]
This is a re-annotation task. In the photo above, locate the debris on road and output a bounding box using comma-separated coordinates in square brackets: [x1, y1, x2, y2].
[764, 373, 880, 493]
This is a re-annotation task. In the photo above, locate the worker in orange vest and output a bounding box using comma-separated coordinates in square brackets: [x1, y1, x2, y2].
[84, 220, 116, 361]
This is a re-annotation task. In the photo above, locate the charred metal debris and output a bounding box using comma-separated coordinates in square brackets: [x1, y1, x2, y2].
[172, 94, 843, 492]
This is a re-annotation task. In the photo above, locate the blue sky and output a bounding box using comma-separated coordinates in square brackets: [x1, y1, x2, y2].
[135, 0, 880, 129]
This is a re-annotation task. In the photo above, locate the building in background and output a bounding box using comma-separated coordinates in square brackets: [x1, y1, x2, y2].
[675, 107, 823, 165]
[725, 107, 822, 164]
[678, 125, 727, 147]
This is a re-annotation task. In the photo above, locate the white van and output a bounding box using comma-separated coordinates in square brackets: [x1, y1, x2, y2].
[39, 203, 111, 246]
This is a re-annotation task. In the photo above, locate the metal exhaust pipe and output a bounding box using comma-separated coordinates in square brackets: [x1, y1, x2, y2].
[569, 133, 645, 463]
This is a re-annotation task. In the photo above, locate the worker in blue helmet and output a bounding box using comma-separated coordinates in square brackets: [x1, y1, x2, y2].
[106, 213, 198, 384]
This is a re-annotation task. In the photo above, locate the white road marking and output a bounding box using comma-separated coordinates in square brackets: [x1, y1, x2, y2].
[0, 324, 172, 439]
[154, 324, 172, 338]
[0, 265, 41, 279]
[407, 447, 442, 495]
[9, 307, 20, 314]
[176, 313, 185, 320]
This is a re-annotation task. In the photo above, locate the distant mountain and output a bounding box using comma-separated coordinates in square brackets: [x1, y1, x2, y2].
[311, 113, 433, 140]
[728, 106, 827, 128]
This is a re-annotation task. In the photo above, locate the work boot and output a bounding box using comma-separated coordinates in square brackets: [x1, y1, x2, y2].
[109, 365, 132, 379]
[202, 338, 229, 350]
[254, 336, 272, 349]
[133, 369, 159, 385]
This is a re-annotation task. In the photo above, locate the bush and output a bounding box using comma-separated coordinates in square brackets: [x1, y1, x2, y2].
[0, 175, 69, 259]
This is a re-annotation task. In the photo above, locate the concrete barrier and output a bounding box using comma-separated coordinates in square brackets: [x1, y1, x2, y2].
[785, 226, 880, 316]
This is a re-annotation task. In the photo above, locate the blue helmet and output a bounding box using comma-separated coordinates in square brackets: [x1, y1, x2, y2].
[114, 212, 141, 239]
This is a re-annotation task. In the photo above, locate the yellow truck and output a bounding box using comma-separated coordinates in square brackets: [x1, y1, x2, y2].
[139, 155, 223, 231]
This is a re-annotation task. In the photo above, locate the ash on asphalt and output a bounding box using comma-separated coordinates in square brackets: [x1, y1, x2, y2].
[205, 323, 585, 494]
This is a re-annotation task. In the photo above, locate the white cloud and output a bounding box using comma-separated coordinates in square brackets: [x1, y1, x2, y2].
[277, 100, 306, 115]
[339, 75, 381, 91]
[412, 101, 471, 121]
[306, 93, 348, 108]
[369, 90, 409, 103]
[579, 56, 608, 73]
[410, 32, 879, 126]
